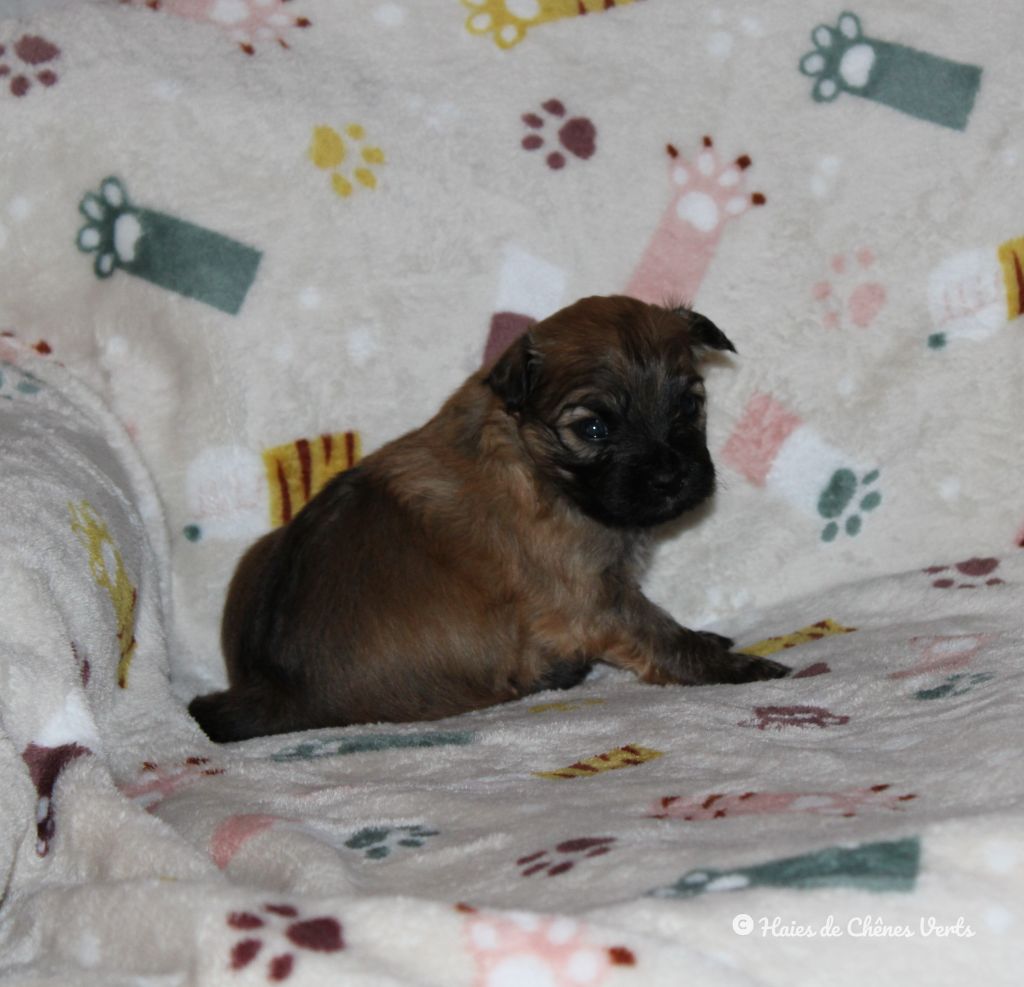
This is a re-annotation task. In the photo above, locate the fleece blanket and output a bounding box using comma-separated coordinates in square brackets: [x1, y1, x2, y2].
[1, 0, 1023, 982]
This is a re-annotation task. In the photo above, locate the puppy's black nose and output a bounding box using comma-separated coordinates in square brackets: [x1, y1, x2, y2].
[649, 447, 684, 492]
[651, 469, 681, 493]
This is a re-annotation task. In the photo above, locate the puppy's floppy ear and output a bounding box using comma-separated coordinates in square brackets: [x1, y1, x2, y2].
[484, 332, 541, 412]
[673, 307, 737, 354]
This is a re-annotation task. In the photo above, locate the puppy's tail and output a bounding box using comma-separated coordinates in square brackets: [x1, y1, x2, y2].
[188, 687, 308, 743]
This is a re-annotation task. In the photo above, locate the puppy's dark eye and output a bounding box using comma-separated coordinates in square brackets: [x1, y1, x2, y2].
[572, 417, 609, 443]
[679, 393, 702, 418]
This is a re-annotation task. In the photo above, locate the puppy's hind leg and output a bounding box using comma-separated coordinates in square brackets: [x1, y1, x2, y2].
[188, 684, 313, 743]
[532, 658, 593, 693]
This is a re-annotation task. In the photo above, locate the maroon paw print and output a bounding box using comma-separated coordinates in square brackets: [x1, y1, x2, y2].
[517, 836, 615, 877]
[924, 557, 1004, 589]
[793, 661, 831, 678]
[0, 35, 60, 97]
[227, 903, 344, 980]
[521, 99, 597, 170]
[739, 705, 850, 730]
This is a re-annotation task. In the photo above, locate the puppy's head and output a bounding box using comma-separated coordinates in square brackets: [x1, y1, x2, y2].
[485, 295, 735, 528]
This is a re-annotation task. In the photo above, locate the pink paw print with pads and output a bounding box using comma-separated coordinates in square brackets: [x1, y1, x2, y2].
[121, 0, 311, 55]
[463, 907, 634, 987]
[627, 136, 765, 304]
[813, 248, 887, 329]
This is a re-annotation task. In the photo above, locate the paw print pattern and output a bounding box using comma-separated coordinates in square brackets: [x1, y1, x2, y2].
[344, 824, 439, 860]
[819, 467, 881, 541]
[721, 394, 882, 544]
[463, 908, 633, 987]
[521, 100, 597, 171]
[529, 697, 606, 715]
[118, 757, 226, 812]
[68, 500, 138, 688]
[914, 672, 995, 702]
[226, 904, 343, 981]
[517, 837, 616, 877]
[926, 236, 1024, 349]
[309, 125, 386, 198]
[0, 35, 60, 97]
[22, 742, 92, 857]
[534, 744, 662, 780]
[738, 705, 850, 731]
[122, 0, 312, 55]
[924, 556, 1004, 589]
[889, 634, 994, 681]
[0, 360, 43, 400]
[652, 838, 920, 899]
[0, 329, 53, 362]
[650, 784, 916, 822]
[813, 248, 887, 329]
[462, 0, 641, 50]
[703, 6, 764, 60]
[798, 11, 981, 131]
[740, 619, 855, 658]
[271, 730, 473, 762]
[626, 136, 765, 305]
[76, 176, 261, 315]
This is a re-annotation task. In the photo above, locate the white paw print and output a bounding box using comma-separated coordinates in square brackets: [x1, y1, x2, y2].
[927, 246, 1008, 348]
[705, 6, 763, 59]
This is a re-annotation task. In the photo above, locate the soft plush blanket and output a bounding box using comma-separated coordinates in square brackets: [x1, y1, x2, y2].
[1, 0, 1022, 983]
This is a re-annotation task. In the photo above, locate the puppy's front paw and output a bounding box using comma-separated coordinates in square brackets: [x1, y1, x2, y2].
[717, 651, 790, 683]
[724, 651, 786, 683]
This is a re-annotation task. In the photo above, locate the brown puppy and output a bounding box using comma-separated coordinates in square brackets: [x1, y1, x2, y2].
[190, 296, 787, 742]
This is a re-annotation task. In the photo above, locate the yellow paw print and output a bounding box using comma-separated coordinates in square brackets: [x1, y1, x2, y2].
[462, 0, 640, 50]
[309, 124, 385, 198]
[69, 501, 138, 687]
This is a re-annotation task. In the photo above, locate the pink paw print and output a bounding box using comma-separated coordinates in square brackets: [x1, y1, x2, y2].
[889, 633, 994, 681]
[651, 784, 916, 822]
[813, 248, 887, 329]
[118, 756, 225, 812]
[627, 136, 765, 304]
[122, 0, 312, 55]
[462, 907, 634, 987]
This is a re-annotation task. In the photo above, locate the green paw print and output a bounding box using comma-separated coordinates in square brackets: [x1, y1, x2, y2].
[76, 177, 140, 279]
[651, 838, 919, 899]
[818, 468, 881, 542]
[798, 10, 981, 131]
[915, 673, 994, 701]
[799, 12, 873, 103]
[0, 361, 43, 399]
[271, 730, 474, 762]
[344, 824, 439, 860]
[75, 175, 261, 315]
